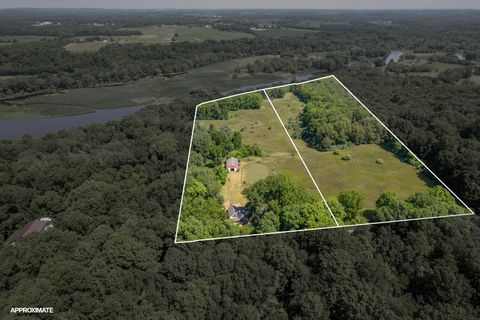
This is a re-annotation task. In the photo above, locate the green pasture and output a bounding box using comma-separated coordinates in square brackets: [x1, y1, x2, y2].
[296, 141, 431, 210]
[64, 25, 253, 53]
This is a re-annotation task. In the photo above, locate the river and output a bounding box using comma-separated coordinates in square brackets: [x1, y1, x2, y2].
[455, 53, 466, 61]
[0, 73, 316, 139]
[221, 73, 314, 95]
[0, 105, 144, 139]
[385, 50, 403, 64]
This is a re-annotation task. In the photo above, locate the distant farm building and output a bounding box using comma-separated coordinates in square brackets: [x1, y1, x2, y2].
[15, 217, 53, 240]
[227, 204, 247, 223]
[225, 157, 240, 172]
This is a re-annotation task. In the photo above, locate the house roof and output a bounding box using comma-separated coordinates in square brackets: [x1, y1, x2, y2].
[227, 204, 247, 223]
[227, 205, 236, 217]
[226, 157, 239, 167]
[16, 218, 52, 240]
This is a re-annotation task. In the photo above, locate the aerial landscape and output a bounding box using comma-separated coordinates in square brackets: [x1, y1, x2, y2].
[178, 76, 471, 241]
[0, 1, 479, 319]
[177, 91, 336, 241]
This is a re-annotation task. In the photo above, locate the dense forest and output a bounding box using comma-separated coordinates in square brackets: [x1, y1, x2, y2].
[293, 81, 386, 151]
[0, 8, 479, 319]
[197, 93, 263, 120]
[1, 100, 479, 319]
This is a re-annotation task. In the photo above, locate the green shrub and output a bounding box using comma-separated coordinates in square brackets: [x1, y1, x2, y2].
[376, 158, 384, 164]
[341, 154, 352, 161]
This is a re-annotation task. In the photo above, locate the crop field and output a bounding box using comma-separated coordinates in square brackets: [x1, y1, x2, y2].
[64, 25, 254, 53]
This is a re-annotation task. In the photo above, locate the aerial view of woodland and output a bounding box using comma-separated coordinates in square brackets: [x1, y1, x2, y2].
[0, 8, 479, 319]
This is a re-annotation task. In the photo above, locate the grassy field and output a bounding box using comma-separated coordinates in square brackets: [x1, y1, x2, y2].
[64, 25, 253, 53]
[199, 99, 320, 193]
[468, 75, 480, 84]
[221, 160, 270, 206]
[0, 56, 291, 119]
[242, 161, 270, 185]
[269, 92, 303, 136]
[296, 141, 431, 209]
[197, 96, 335, 225]
[268, 84, 433, 210]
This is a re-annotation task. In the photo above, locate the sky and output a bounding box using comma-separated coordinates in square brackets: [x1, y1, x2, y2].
[0, 0, 479, 10]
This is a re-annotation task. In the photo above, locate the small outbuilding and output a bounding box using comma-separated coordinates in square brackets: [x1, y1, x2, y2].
[225, 157, 239, 172]
[15, 217, 53, 240]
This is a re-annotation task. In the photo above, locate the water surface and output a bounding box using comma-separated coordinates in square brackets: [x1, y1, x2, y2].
[385, 50, 403, 64]
[0, 105, 144, 139]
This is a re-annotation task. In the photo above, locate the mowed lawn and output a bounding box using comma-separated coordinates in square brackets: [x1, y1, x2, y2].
[64, 25, 253, 53]
[269, 85, 432, 210]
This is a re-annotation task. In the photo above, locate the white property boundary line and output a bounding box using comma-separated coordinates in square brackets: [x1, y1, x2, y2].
[174, 75, 475, 244]
[174, 102, 199, 244]
[264, 89, 339, 226]
[332, 75, 475, 216]
[176, 213, 474, 244]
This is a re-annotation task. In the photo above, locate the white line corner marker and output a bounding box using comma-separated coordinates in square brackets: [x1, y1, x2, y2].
[263, 89, 340, 226]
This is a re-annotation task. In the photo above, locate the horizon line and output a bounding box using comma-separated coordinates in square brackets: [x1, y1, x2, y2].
[1, 7, 480, 11]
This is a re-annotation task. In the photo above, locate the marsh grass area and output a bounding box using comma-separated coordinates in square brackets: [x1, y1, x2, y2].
[64, 25, 254, 53]
[0, 56, 291, 119]
[269, 83, 434, 210]
[200, 100, 318, 194]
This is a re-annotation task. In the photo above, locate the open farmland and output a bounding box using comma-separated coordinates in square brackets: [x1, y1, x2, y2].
[64, 25, 254, 53]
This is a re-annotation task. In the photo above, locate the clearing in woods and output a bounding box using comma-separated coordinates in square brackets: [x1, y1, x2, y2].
[175, 75, 474, 243]
[64, 25, 254, 53]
